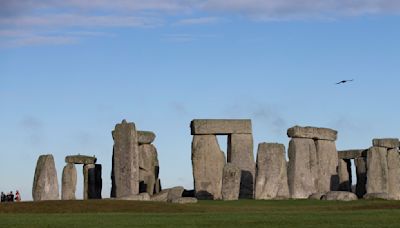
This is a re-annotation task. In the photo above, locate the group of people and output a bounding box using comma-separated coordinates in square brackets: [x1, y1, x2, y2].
[1, 191, 21, 202]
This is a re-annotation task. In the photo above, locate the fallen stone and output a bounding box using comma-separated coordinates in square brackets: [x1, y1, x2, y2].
[387, 148, 400, 200]
[192, 135, 225, 200]
[150, 189, 169, 202]
[32, 154, 59, 201]
[364, 193, 390, 200]
[167, 186, 185, 202]
[338, 159, 352, 191]
[287, 126, 337, 141]
[65, 155, 97, 164]
[372, 138, 400, 149]
[171, 197, 198, 204]
[338, 150, 367, 159]
[111, 120, 139, 198]
[137, 131, 156, 144]
[255, 143, 290, 200]
[61, 163, 77, 200]
[321, 191, 358, 201]
[287, 138, 318, 199]
[308, 193, 325, 200]
[315, 140, 339, 193]
[366, 147, 388, 194]
[222, 163, 241, 200]
[118, 193, 151, 201]
[227, 133, 255, 199]
[355, 157, 367, 198]
[190, 119, 252, 135]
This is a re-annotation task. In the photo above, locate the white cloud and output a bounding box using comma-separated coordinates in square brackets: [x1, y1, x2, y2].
[175, 17, 219, 25]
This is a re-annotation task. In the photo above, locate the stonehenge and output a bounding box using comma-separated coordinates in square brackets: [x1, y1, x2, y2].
[31, 118, 400, 202]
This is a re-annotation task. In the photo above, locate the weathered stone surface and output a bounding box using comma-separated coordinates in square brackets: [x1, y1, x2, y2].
[150, 190, 169, 202]
[118, 193, 151, 201]
[315, 140, 339, 193]
[355, 157, 367, 198]
[387, 148, 400, 200]
[154, 178, 161, 194]
[255, 143, 290, 200]
[227, 133, 255, 199]
[288, 138, 318, 199]
[191, 119, 252, 135]
[139, 144, 158, 195]
[366, 147, 388, 194]
[287, 126, 337, 141]
[192, 135, 225, 200]
[321, 191, 358, 201]
[111, 120, 139, 198]
[364, 193, 390, 200]
[62, 163, 77, 200]
[308, 193, 325, 200]
[372, 138, 400, 149]
[338, 159, 352, 191]
[65, 155, 97, 164]
[338, 150, 367, 159]
[32, 155, 59, 201]
[137, 131, 156, 144]
[222, 163, 241, 200]
[83, 164, 95, 200]
[171, 197, 198, 204]
[167, 186, 184, 202]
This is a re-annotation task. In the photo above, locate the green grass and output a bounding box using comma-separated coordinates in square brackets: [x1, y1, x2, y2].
[1, 200, 400, 227]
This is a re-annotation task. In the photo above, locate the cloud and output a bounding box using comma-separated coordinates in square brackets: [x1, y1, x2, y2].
[175, 17, 220, 25]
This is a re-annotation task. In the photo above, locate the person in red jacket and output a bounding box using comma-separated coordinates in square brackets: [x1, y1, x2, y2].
[15, 190, 21, 202]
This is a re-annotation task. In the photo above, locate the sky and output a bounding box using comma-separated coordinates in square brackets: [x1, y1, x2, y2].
[1, 0, 400, 201]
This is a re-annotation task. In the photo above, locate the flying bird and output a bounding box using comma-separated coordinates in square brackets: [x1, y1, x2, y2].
[336, 79, 354, 85]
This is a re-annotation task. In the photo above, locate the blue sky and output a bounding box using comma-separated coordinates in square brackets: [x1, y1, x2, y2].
[1, 0, 400, 200]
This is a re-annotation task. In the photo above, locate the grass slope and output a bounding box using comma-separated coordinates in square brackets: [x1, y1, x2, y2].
[1, 200, 400, 227]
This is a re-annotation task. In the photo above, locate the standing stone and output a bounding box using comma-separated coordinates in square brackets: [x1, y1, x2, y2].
[366, 146, 388, 194]
[255, 143, 289, 200]
[32, 154, 59, 201]
[111, 120, 139, 198]
[62, 163, 77, 200]
[287, 138, 318, 199]
[192, 135, 225, 199]
[83, 164, 95, 200]
[227, 133, 255, 199]
[93, 164, 102, 199]
[154, 178, 162, 194]
[338, 159, 352, 191]
[139, 144, 158, 195]
[222, 163, 241, 200]
[355, 157, 367, 198]
[387, 148, 400, 200]
[315, 140, 339, 192]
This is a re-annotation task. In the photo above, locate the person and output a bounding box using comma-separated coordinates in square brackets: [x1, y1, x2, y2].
[8, 191, 14, 202]
[0, 192, 5, 202]
[15, 190, 21, 202]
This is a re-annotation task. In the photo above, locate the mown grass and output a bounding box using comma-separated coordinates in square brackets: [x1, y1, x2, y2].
[1, 200, 400, 227]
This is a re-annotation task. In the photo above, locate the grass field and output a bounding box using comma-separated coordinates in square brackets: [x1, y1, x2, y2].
[1, 199, 400, 227]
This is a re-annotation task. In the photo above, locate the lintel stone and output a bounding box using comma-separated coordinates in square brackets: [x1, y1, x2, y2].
[372, 138, 400, 149]
[138, 131, 156, 144]
[65, 155, 97, 164]
[338, 149, 367, 159]
[191, 119, 252, 135]
[287, 126, 337, 141]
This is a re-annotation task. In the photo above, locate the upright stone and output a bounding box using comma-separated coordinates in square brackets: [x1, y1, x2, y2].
[111, 120, 139, 198]
[255, 143, 290, 200]
[139, 144, 158, 195]
[338, 159, 352, 191]
[192, 135, 225, 199]
[32, 154, 59, 201]
[366, 146, 388, 194]
[227, 133, 255, 199]
[315, 140, 339, 192]
[222, 163, 241, 200]
[62, 163, 77, 200]
[387, 148, 400, 200]
[287, 138, 318, 199]
[93, 164, 102, 199]
[83, 164, 95, 200]
[355, 157, 367, 198]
